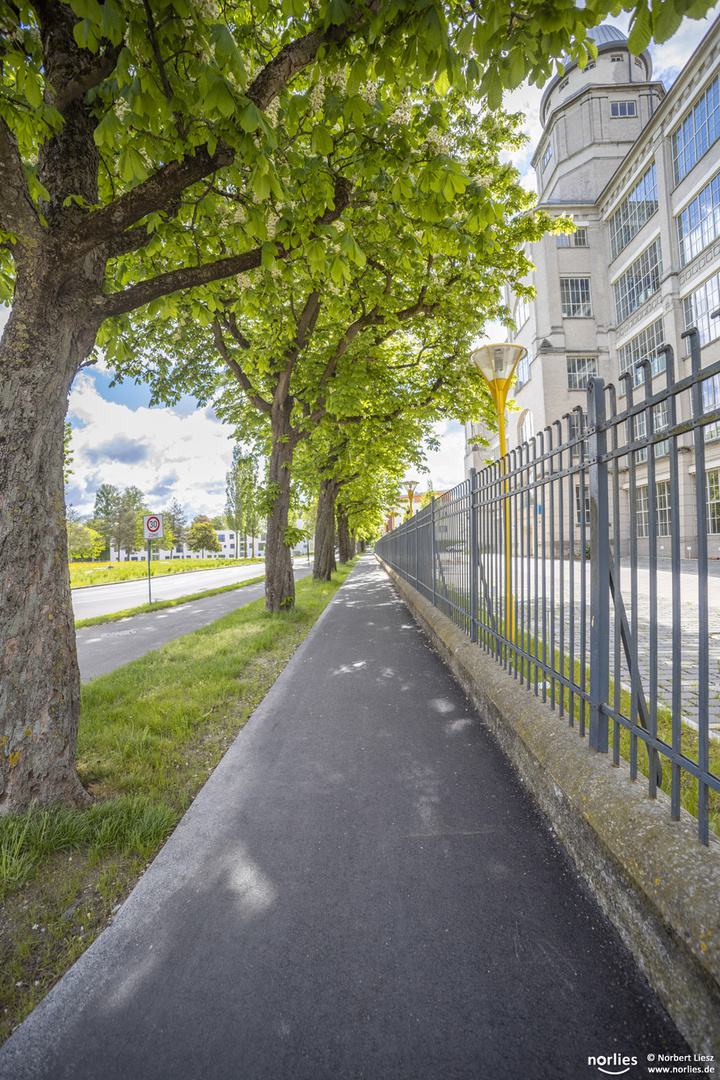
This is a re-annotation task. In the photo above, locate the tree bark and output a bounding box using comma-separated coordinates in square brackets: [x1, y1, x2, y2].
[1, 295, 97, 811]
[337, 506, 353, 563]
[264, 399, 298, 611]
[313, 478, 340, 581]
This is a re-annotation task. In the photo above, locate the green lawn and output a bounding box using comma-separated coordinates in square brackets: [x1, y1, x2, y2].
[69, 556, 263, 588]
[0, 560, 357, 1045]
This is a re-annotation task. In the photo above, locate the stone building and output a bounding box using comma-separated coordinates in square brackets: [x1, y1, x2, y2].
[465, 18, 720, 557]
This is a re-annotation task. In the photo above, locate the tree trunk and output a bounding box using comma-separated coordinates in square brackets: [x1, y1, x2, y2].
[1, 300, 97, 812]
[265, 401, 297, 611]
[313, 478, 339, 581]
[337, 506, 353, 563]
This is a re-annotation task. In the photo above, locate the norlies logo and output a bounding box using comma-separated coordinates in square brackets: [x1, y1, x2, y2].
[588, 1054, 638, 1076]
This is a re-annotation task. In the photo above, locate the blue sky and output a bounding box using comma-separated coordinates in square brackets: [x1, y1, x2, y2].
[6, 9, 720, 518]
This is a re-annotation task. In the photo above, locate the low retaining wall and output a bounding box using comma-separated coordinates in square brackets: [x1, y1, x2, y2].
[377, 555, 720, 1059]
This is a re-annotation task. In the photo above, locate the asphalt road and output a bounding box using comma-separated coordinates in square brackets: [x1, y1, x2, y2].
[76, 566, 313, 681]
[71, 561, 288, 620]
[0, 555, 687, 1079]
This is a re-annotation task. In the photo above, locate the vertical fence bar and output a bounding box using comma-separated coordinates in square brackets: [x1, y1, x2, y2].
[565, 412, 576, 726]
[557, 421, 565, 718]
[685, 327, 710, 845]
[431, 496, 436, 608]
[640, 358, 660, 800]
[588, 377, 610, 754]
[609, 385, 622, 768]
[469, 468, 478, 644]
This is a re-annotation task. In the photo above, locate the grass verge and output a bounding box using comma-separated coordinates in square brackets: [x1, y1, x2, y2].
[74, 574, 266, 629]
[69, 557, 263, 588]
[0, 559, 357, 1045]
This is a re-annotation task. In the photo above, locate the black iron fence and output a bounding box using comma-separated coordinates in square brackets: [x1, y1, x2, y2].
[376, 329, 720, 844]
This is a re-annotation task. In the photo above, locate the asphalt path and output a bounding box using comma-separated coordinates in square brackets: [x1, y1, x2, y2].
[0, 555, 687, 1079]
[71, 561, 288, 621]
[76, 566, 313, 682]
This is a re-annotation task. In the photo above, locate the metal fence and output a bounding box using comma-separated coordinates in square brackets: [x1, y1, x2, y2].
[376, 329, 720, 844]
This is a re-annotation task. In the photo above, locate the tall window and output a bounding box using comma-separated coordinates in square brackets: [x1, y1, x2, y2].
[618, 317, 666, 387]
[609, 164, 658, 260]
[543, 144, 552, 168]
[514, 293, 532, 329]
[575, 486, 591, 526]
[557, 228, 588, 247]
[682, 270, 720, 347]
[708, 470, 720, 533]
[613, 238, 663, 324]
[635, 483, 671, 536]
[569, 411, 588, 460]
[519, 411, 534, 445]
[515, 352, 530, 388]
[672, 75, 720, 183]
[632, 402, 669, 463]
[566, 356, 598, 390]
[611, 101, 637, 117]
[677, 172, 720, 267]
[636, 485, 650, 537]
[703, 372, 720, 441]
[560, 277, 592, 317]
[656, 481, 672, 536]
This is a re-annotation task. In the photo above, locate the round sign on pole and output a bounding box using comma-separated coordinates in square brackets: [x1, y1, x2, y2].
[143, 514, 164, 539]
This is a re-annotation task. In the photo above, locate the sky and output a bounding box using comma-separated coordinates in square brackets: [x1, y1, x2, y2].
[6, 8, 720, 517]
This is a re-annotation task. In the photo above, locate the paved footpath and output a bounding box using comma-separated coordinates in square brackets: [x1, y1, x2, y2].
[0, 556, 688, 1080]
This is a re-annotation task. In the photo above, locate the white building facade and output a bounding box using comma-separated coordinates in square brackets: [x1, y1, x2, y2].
[465, 19, 720, 557]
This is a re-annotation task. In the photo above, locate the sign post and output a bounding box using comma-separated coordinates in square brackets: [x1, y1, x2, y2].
[142, 515, 164, 604]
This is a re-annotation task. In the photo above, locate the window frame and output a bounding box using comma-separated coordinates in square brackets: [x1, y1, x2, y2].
[560, 277, 593, 318]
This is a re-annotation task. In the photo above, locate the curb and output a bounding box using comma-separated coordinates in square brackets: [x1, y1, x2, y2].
[377, 555, 720, 1059]
[70, 560, 265, 590]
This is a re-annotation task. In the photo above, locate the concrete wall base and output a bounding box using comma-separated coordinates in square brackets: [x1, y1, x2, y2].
[377, 556, 720, 1059]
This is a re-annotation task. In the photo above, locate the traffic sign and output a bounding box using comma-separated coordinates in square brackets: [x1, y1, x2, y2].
[143, 514, 164, 539]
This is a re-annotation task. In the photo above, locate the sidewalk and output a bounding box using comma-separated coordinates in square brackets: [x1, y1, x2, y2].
[0, 555, 687, 1080]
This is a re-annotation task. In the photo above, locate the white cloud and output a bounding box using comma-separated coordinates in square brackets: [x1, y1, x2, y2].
[67, 373, 237, 518]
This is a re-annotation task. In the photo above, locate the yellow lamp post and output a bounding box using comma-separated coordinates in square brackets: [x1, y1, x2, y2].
[468, 343, 527, 641]
[404, 479, 418, 518]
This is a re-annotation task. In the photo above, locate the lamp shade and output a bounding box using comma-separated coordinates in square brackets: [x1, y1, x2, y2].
[404, 479, 418, 495]
[469, 343, 527, 386]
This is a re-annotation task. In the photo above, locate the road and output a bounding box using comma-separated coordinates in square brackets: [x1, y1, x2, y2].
[76, 567, 312, 681]
[70, 562, 280, 620]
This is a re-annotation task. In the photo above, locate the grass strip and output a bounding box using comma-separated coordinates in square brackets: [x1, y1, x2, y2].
[74, 574, 266, 629]
[0, 560, 357, 1045]
[69, 557, 263, 588]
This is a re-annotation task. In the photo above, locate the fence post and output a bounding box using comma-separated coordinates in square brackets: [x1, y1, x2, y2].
[587, 377, 609, 753]
[431, 496, 436, 607]
[469, 469, 478, 643]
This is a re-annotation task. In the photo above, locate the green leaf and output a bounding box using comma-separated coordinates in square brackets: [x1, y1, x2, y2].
[93, 110, 123, 147]
[456, 23, 474, 56]
[311, 125, 334, 155]
[261, 241, 278, 269]
[627, 0, 652, 54]
[240, 101, 263, 132]
[207, 77, 236, 118]
[323, 0, 353, 30]
[653, 1, 684, 43]
[119, 146, 148, 183]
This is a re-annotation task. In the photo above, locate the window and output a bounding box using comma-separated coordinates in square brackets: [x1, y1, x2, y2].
[677, 171, 720, 266]
[635, 483, 671, 536]
[584, 61, 596, 71]
[632, 402, 669, 463]
[636, 485, 650, 537]
[618, 317, 666, 388]
[569, 411, 588, 460]
[672, 75, 720, 184]
[682, 270, 720, 347]
[218, 533, 225, 541]
[560, 277, 592, 317]
[515, 352, 530, 388]
[613, 238, 663, 324]
[611, 101, 637, 118]
[703, 372, 720, 441]
[543, 144, 552, 168]
[559, 78, 569, 90]
[575, 485, 591, 526]
[708, 470, 720, 533]
[567, 356, 598, 390]
[656, 481, 672, 536]
[557, 228, 588, 247]
[519, 411, 534, 445]
[611, 54, 623, 62]
[609, 165, 658, 260]
[514, 293, 532, 328]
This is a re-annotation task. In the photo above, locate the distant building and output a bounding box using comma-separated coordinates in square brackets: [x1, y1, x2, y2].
[465, 18, 720, 557]
[109, 531, 266, 562]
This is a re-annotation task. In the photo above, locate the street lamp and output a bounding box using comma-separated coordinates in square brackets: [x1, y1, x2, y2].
[404, 479, 418, 518]
[468, 343, 528, 641]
